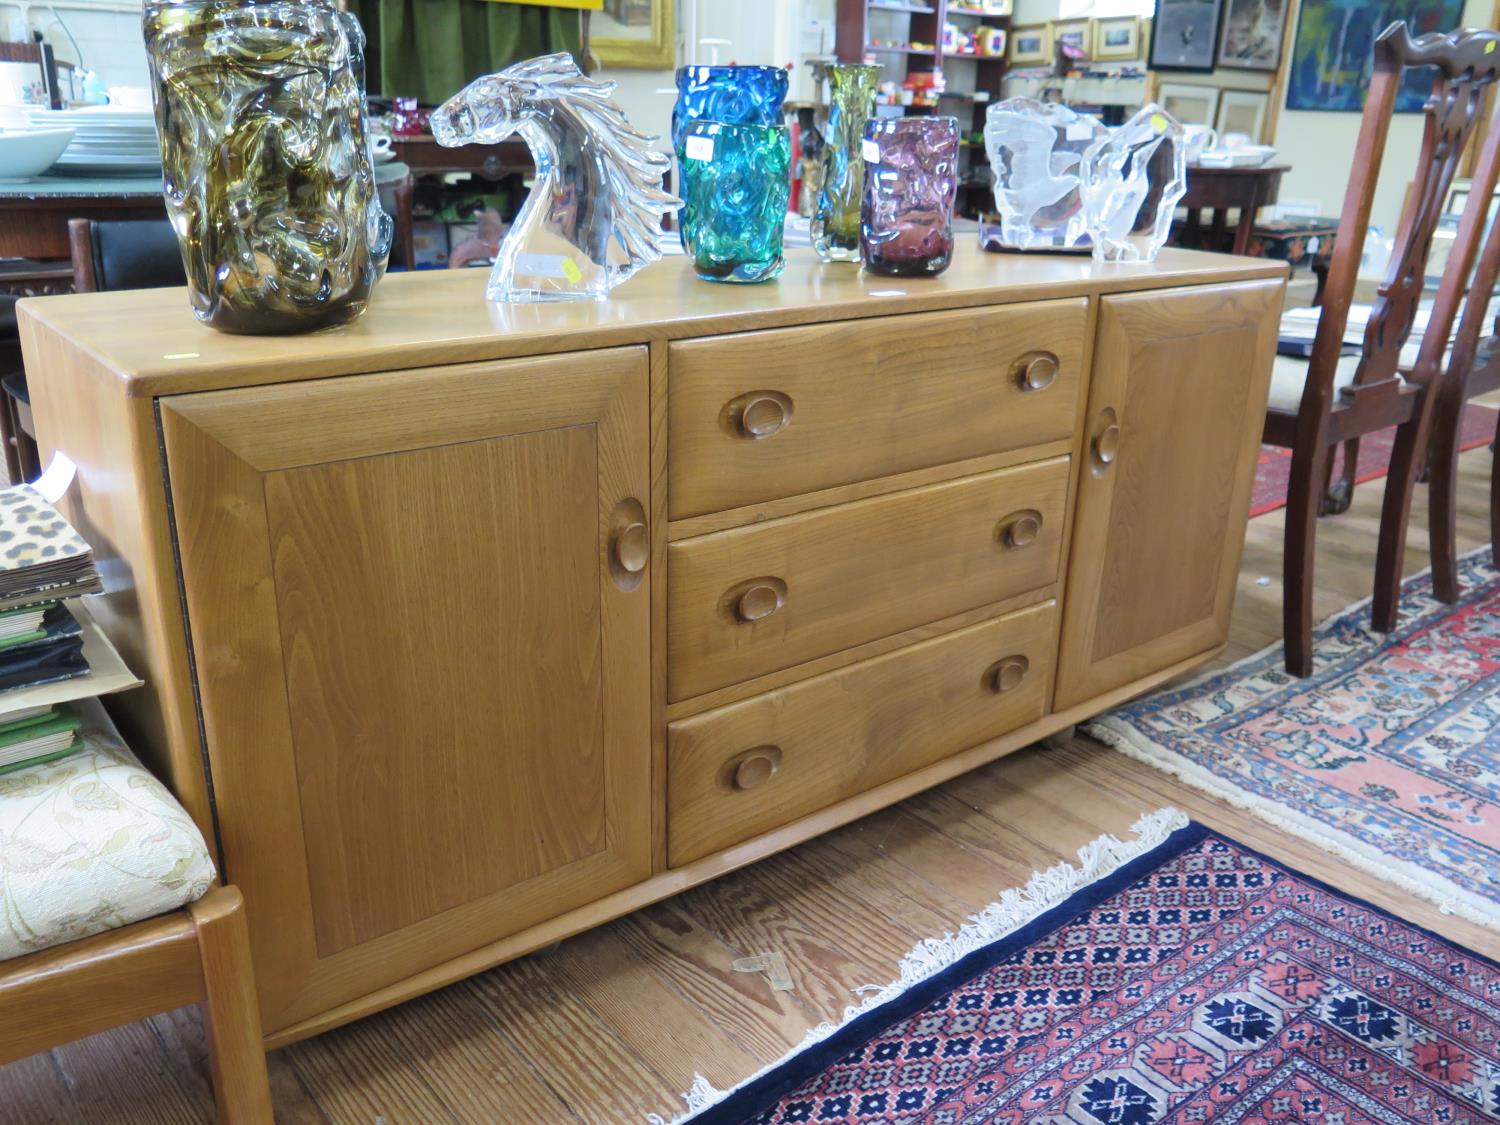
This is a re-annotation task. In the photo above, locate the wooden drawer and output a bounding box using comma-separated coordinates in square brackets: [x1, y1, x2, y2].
[667, 299, 1088, 519]
[667, 456, 1069, 701]
[668, 600, 1059, 865]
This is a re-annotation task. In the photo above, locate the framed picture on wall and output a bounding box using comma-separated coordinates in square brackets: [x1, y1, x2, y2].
[1216, 89, 1270, 141]
[1049, 19, 1091, 57]
[1216, 0, 1286, 70]
[1148, 0, 1226, 72]
[1159, 81, 1221, 127]
[591, 0, 675, 69]
[1285, 0, 1463, 112]
[1009, 24, 1052, 65]
[1093, 17, 1142, 61]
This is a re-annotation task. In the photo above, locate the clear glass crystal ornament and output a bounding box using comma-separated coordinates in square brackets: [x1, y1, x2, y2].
[982, 97, 1107, 253]
[430, 54, 680, 303]
[1080, 102, 1186, 263]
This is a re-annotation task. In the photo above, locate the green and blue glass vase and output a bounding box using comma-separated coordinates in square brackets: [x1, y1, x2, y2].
[679, 121, 790, 284]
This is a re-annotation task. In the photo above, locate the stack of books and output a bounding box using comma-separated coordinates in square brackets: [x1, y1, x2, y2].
[0, 483, 134, 775]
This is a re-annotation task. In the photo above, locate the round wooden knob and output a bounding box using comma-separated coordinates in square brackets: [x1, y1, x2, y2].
[1005, 513, 1042, 549]
[735, 394, 790, 439]
[1016, 352, 1059, 392]
[736, 583, 784, 623]
[987, 655, 1030, 694]
[732, 747, 781, 790]
[1094, 424, 1121, 465]
[613, 521, 649, 574]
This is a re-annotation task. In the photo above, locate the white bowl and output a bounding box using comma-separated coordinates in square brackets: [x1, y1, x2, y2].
[0, 128, 74, 181]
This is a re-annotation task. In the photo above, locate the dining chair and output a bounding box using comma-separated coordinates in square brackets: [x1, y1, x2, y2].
[1264, 22, 1500, 676]
[1412, 100, 1500, 607]
[0, 717, 272, 1121]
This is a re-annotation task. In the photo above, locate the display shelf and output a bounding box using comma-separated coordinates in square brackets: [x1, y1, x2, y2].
[869, 1, 937, 12]
[865, 44, 938, 55]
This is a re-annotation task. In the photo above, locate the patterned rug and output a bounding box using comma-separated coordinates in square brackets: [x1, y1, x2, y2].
[1249, 402, 1497, 518]
[653, 811, 1500, 1124]
[1088, 546, 1500, 933]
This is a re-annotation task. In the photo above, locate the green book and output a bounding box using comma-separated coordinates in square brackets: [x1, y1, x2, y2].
[0, 737, 81, 776]
[0, 709, 82, 772]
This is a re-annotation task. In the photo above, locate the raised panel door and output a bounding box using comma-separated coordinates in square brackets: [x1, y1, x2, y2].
[160, 348, 651, 1033]
[1054, 280, 1282, 709]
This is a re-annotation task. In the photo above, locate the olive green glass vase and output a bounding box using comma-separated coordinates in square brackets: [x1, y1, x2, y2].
[811, 64, 881, 263]
[144, 0, 392, 335]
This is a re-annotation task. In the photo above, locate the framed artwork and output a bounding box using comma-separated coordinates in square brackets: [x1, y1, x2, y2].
[1159, 81, 1221, 127]
[1049, 19, 1091, 57]
[1093, 17, 1142, 61]
[1285, 0, 1463, 112]
[1009, 24, 1052, 65]
[1216, 88, 1269, 141]
[1216, 0, 1286, 70]
[592, 0, 676, 69]
[1148, 0, 1226, 72]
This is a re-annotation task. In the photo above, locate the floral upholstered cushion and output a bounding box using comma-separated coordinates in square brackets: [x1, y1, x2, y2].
[0, 711, 216, 961]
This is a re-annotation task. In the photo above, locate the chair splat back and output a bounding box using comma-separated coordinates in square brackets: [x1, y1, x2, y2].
[1310, 23, 1500, 420]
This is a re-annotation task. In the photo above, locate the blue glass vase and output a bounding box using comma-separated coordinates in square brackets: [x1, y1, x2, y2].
[673, 65, 788, 245]
[679, 121, 790, 284]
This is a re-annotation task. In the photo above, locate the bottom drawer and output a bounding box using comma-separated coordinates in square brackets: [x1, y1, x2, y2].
[667, 600, 1059, 866]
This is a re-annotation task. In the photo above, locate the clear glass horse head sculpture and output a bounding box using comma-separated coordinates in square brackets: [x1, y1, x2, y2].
[431, 53, 680, 302]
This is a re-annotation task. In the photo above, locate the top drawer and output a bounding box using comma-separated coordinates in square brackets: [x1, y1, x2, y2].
[667, 299, 1088, 519]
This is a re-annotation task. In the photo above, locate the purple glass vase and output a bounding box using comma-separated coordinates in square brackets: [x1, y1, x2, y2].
[860, 116, 960, 277]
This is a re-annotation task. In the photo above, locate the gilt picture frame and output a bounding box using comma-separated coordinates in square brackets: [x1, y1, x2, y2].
[1009, 23, 1052, 65]
[1215, 88, 1269, 141]
[1093, 16, 1142, 61]
[591, 0, 676, 69]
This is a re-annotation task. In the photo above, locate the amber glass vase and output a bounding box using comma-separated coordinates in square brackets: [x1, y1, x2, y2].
[144, 0, 392, 334]
[810, 64, 880, 263]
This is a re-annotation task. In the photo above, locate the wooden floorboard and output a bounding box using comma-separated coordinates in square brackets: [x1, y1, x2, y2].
[2, 448, 1497, 1123]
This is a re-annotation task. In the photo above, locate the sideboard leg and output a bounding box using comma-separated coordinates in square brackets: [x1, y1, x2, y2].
[1041, 725, 1076, 751]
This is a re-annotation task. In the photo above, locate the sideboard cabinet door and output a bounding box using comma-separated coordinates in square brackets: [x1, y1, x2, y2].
[160, 347, 651, 1033]
[1054, 280, 1281, 711]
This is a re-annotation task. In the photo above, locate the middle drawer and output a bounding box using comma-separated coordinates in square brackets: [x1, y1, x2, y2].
[668, 456, 1070, 701]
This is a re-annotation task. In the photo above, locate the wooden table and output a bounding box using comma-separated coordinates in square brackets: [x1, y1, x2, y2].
[0, 175, 164, 260]
[389, 136, 532, 181]
[1180, 164, 1288, 256]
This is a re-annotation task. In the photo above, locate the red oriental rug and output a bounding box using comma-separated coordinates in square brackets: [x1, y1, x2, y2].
[653, 811, 1500, 1124]
[1250, 402, 1497, 518]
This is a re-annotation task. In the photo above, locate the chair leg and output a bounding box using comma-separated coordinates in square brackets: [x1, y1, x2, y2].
[188, 888, 272, 1124]
[1427, 381, 1467, 604]
[1284, 439, 1328, 677]
[1372, 410, 1430, 633]
[1491, 408, 1500, 560]
[1320, 437, 1360, 515]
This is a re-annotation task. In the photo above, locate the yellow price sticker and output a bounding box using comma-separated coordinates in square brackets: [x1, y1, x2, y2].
[1150, 113, 1168, 132]
[561, 258, 583, 284]
[1487, 40, 1496, 53]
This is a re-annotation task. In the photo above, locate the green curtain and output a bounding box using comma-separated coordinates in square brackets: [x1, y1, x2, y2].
[351, 0, 583, 105]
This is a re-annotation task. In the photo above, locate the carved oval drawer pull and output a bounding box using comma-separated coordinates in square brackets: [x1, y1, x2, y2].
[736, 581, 786, 623]
[613, 521, 649, 574]
[730, 746, 783, 791]
[1094, 424, 1122, 466]
[1013, 351, 1060, 392]
[986, 655, 1031, 694]
[1001, 511, 1043, 549]
[726, 391, 793, 440]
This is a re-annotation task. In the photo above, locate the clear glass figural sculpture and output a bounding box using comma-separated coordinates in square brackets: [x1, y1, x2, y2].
[982, 97, 1107, 253]
[431, 54, 680, 302]
[1079, 103, 1186, 263]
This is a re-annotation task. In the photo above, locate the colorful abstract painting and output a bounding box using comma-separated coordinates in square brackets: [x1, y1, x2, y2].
[1286, 0, 1465, 112]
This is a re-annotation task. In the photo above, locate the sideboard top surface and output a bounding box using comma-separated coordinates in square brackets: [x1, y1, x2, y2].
[18, 246, 1287, 397]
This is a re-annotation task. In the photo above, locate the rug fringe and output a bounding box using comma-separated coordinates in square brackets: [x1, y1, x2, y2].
[644, 806, 1190, 1124]
[1086, 719, 1500, 934]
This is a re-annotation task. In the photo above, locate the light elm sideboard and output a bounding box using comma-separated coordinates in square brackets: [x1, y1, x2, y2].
[18, 247, 1286, 1044]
